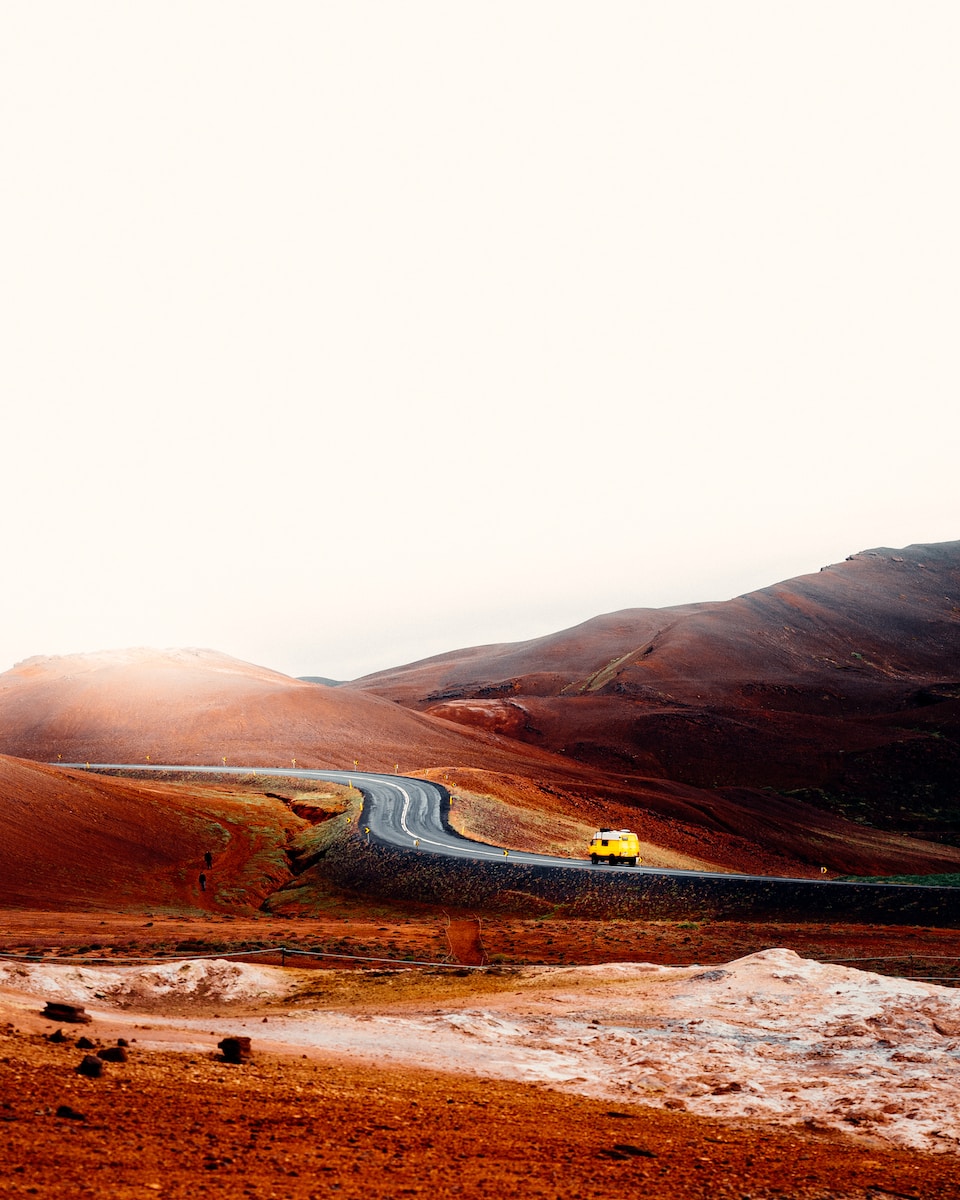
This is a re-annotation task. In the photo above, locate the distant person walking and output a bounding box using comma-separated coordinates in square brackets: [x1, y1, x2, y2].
[199, 872, 207, 892]
[204, 851, 213, 868]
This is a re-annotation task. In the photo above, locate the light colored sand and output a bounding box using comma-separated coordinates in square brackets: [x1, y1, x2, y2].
[2, 948, 958, 1154]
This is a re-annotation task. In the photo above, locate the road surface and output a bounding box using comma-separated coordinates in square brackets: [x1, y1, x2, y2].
[61, 762, 867, 887]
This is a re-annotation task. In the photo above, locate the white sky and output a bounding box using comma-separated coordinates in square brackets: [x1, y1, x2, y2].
[2, 3, 958, 681]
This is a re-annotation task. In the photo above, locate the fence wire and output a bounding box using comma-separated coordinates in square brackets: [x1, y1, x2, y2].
[0, 946, 957, 981]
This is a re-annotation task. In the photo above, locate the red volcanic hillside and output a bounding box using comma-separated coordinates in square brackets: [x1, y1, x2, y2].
[351, 542, 960, 841]
[0, 754, 302, 912]
[1, 545, 959, 881]
[0, 647, 574, 776]
[353, 542, 960, 709]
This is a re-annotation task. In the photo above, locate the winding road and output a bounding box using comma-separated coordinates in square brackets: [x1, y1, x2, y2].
[51, 763, 959, 930]
[65, 763, 852, 886]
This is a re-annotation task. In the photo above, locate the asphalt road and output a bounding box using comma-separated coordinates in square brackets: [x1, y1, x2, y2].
[62, 762, 854, 886]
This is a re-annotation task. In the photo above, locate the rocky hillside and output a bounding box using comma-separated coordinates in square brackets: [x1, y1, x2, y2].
[351, 542, 960, 843]
[0, 647, 570, 779]
[1, 544, 958, 877]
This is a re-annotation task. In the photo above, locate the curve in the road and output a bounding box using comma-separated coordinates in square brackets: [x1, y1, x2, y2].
[59, 761, 938, 890]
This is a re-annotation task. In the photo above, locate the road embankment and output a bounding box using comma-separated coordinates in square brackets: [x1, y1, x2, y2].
[314, 824, 960, 926]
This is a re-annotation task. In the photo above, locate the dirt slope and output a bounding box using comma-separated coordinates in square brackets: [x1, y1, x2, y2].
[350, 542, 960, 852]
[1, 543, 958, 877]
[353, 542, 960, 708]
[0, 755, 302, 912]
[0, 647, 578, 779]
[0, 647, 865, 877]
[6, 1029, 960, 1199]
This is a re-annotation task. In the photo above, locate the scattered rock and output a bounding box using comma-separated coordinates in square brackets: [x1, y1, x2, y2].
[76, 1055, 105, 1078]
[217, 1036, 252, 1064]
[76, 1037, 96, 1050]
[599, 1144, 658, 1160]
[97, 1046, 128, 1063]
[42, 1002, 91, 1025]
[46, 1029, 70, 1044]
[55, 1105, 85, 1121]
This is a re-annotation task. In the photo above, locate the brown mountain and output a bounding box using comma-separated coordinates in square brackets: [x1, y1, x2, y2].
[0, 646, 571, 776]
[1, 543, 958, 879]
[350, 541, 960, 843]
[0, 753, 302, 911]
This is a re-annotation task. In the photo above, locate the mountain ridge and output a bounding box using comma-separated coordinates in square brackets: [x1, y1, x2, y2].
[0, 540, 958, 877]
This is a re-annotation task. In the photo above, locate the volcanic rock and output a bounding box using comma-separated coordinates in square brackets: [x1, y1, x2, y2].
[217, 1036, 252, 1064]
[42, 1002, 91, 1024]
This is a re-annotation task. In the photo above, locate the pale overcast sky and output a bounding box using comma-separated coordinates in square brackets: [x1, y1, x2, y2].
[2, 3, 958, 681]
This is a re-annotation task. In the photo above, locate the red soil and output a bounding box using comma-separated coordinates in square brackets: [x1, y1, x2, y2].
[1, 545, 959, 1196]
[353, 543, 960, 709]
[349, 542, 960, 875]
[4, 1030, 960, 1200]
[0, 647, 555, 776]
[1, 760, 958, 1199]
[0, 542, 955, 884]
[0, 756, 305, 913]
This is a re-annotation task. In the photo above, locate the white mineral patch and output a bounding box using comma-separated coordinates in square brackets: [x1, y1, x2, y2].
[3, 948, 958, 1154]
[0, 957, 288, 1006]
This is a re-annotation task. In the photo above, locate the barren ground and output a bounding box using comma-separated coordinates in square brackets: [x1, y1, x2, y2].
[2, 914, 960, 1198]
[1, 595, 959, 1199]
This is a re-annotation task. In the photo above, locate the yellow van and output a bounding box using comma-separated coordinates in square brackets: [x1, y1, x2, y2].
[589, 829, 640, 866]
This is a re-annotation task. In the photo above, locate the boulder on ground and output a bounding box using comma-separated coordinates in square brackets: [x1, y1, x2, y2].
[55, 1105, 85, 1121]
[218, 1036, 252, 1064]
[42, 1002, 91, 1024]
[97, 1046, 128, 1063]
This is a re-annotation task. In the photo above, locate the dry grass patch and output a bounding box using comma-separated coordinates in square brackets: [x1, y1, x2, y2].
[427, 769, 729, 871]
[445, 786, 595, 856]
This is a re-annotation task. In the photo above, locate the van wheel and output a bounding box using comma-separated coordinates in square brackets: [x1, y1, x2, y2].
[628, 857, 637, 866]
[591, 854, 598, 865]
